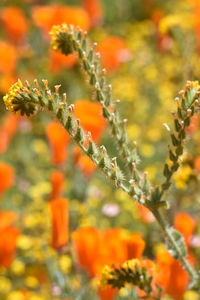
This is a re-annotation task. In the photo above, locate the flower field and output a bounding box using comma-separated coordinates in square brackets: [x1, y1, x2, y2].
[1, 0, 200, 299]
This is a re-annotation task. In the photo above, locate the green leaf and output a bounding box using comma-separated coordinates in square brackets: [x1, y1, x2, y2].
[167, 228, 187, 258]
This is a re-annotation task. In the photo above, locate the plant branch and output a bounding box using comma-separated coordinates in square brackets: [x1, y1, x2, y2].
[3, 78, 200, 289]
[160, 81, 200, 199]
[50, 24, 141, 176]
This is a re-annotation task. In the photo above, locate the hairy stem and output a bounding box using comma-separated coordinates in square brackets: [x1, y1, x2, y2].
[152, 209, 198, 287]
[3, 76, 200, 289]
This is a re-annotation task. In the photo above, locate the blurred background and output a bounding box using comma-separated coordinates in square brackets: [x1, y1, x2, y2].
[1, 0, 200, 299]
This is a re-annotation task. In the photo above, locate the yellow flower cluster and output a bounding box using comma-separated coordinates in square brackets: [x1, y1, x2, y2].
[49, 23, 69, 51]
[174, 165, 193, 189]
[3, 79, 23, 112]
[99, 265, 113, 288]
[122, 258, 141, 270]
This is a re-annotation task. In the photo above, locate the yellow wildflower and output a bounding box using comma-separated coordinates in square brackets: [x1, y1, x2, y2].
[49, 23, 69, 51]
[3, 79, 23, 112]
[99, 265, 113, 288]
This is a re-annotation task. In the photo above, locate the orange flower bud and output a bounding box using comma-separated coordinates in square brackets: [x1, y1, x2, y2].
[50, 198, 69, 249]
[0, 162, 15, 196]
[0, 211, 19, 267]
[50, 171, 65, 199]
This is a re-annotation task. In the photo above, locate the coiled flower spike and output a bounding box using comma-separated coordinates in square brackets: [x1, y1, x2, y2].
[3, 79, 38, 116]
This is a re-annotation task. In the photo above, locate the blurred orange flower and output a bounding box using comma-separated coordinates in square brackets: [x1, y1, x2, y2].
[0, 113, 19, 154]
[1, 7, 28, 43]
[155, 248, 189, 299]
[72, 227, 146, 278]
[50, 171, 64, 200]
[72, 227, 100, 277]
[0, 162, 15, 196]
[46, 121, 70, 165]
[32, 5, 90, 36]
[98, 286, 118, 300]
[174, 212, 196, 246]
[125, 233, 146, 259]
[97, 36, 131, 72]
[0, 41, 17, 74]
[49, 50, 77, 73]
[74, 100, 106, 142]
[82, 0, 103, 26]
[0, 73, 17, 94]
[0, 211, 19, 267]
[50, 197, 69, 249]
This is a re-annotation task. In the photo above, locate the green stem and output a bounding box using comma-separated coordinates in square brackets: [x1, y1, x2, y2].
[4, 79, 200, 289]
[152, 209, 198, 287]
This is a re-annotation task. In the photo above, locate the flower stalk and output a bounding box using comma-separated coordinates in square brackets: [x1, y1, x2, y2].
[3, 77, 200, 289]
[3, 24, 200, 293]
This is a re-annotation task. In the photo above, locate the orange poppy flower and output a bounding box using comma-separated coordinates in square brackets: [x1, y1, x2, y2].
[49, 50, 77, 73]
[0, 211, 18, 231]
[50, 171, 64, 200]
[72, 228, 144, 277]
[0, 162, 15, 196]
[74, 100, 106, 142]
[82, 0, 102, 26]
[155, 248, 189, 299]
[125, 233, 146, 259]
[3, 113, 19, 138]
[0, 73, 16, 94]
[167, 258, 189, 299]
[93, 229, 127, 276]
[32, 5, 90, 36]
[0, 41, 17, 74]
[72, 227, 100, 277]
[1, 7, 28, 43]
[0, 113, 19, 154]
[50, 197, 69, 249]
[174, 212, 196, 246]
[60, 6, 90, 31]
[97, 36, 131, 72]
[0, 211, 19, 267]
[98, 286, 118, 300]
[46, 121, 70, 165]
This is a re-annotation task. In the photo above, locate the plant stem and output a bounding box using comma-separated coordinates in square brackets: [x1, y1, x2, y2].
[152, 209, 198, 287]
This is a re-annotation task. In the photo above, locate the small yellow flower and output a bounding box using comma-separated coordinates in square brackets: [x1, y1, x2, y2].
[17, 235, 33, 250]
[25, 276, 39, 288]
[49, 24, 69, 51]
[0, 276, 11, 293]
[3, 79, 23, 112]
[7, 291, 24, 300]
[99, 265, 113, 288]
[122, 259, 140, 270]
[174, 165, 192, 189]
[59, 255, 72, 274]
[11, 260, 25, 275]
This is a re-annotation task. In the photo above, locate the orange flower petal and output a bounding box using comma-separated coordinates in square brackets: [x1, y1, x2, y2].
[50, 197, 69, 249]
[0, 162, 15, 195]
